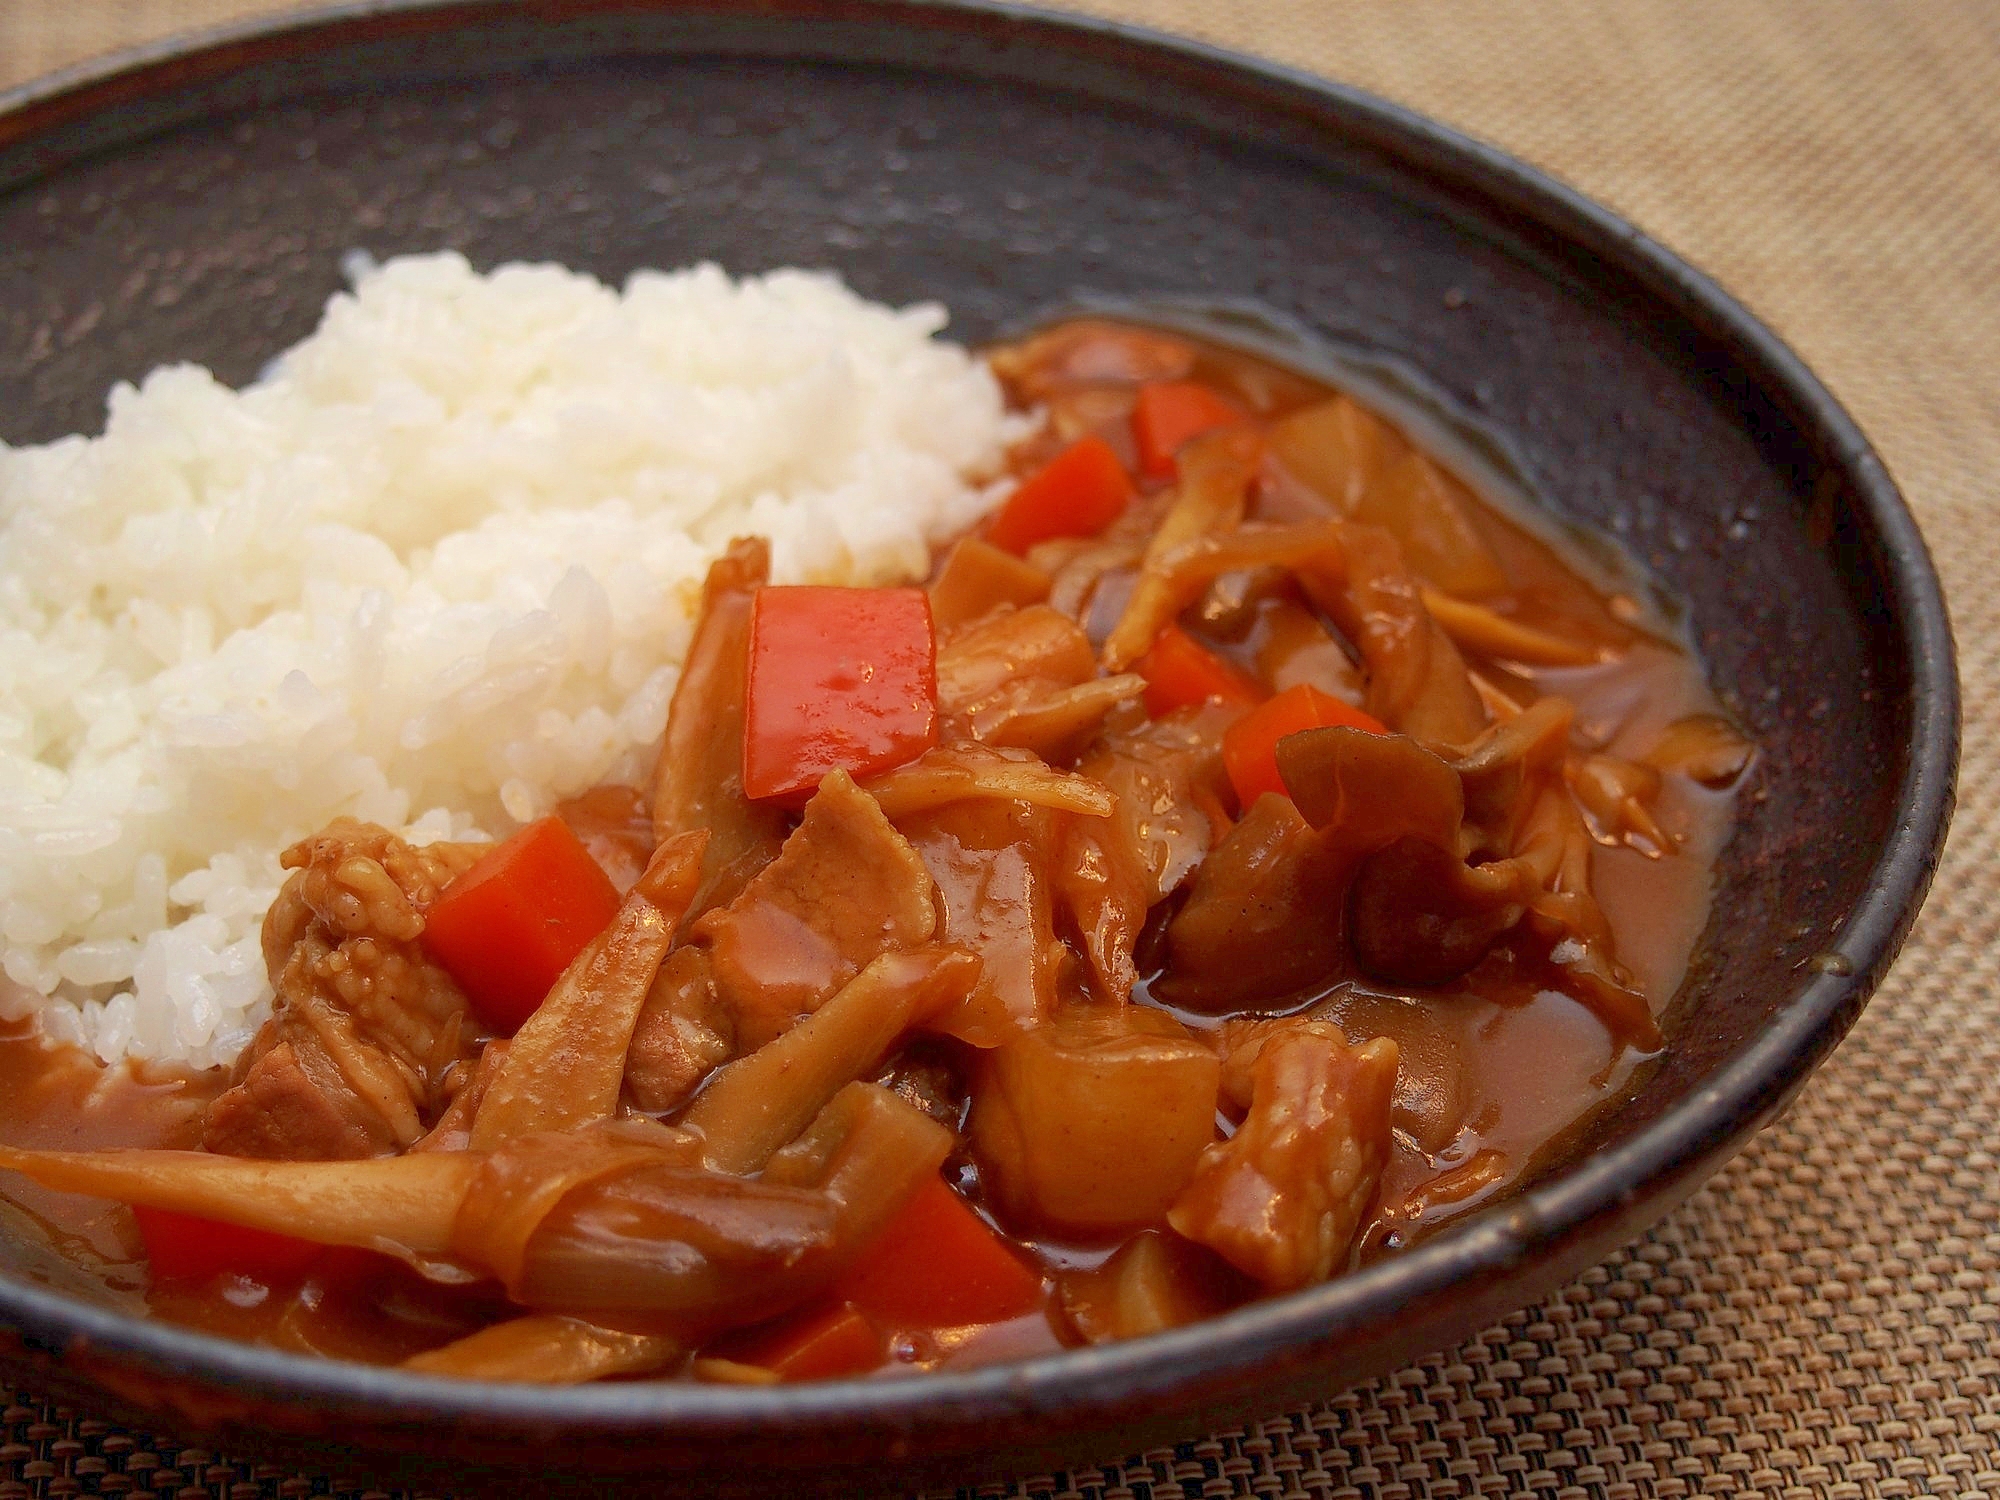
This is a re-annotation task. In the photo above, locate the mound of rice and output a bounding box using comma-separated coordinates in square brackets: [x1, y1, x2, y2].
[0, 252, 1016, 1069]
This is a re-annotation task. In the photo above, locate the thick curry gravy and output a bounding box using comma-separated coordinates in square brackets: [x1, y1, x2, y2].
[1022, 319, 1740, 1261]
[0, 319, 1746, 1379]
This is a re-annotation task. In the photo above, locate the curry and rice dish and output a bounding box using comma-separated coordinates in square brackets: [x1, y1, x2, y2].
[0, 261, 1751, 1383]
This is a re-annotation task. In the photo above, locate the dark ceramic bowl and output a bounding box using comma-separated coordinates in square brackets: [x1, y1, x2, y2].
[0, 2, 1956, 1493]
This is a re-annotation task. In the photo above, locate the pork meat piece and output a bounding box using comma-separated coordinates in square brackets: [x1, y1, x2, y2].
[204, 819, 484, 1160]
[623, 946, 735, 1115]
[692, 770, 937, 1051]
[1168, 1022, 1398, 1291]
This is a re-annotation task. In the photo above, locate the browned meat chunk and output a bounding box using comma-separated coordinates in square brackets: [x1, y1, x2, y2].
[1169, 1022, 1397, 1290]
[204, 1034, 392, 1162]
[203, 819, 484, 1161]
[624, 947, 735, 1115]
[692, 770, 937, 1050]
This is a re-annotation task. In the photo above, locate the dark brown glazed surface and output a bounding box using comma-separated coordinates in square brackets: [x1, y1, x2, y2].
[0, 1, 1954, 1490]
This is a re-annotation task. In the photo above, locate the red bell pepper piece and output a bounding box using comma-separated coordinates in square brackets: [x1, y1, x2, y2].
[1131, 381, 1251, 479]
[986, 436, 1135, 554]
[1138, 625, 1265, 717]
[722, 1301, 887, 1382]
[834, 1176, 1043, 1329]
[1222, 684, 1387, 808]
[420, 816, 622, 1034]
[133, 1205, 323, 1284]
[742, 586, 939, 804]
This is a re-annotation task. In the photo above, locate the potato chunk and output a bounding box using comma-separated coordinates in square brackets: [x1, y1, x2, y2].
[969, 1006, 1219, 1236]
[1168, 1024, 1397, 1290]
[1058, 1230, 1247, 1345]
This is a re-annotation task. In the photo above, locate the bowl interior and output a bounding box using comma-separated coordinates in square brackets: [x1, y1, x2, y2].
[0, 0, 1953, 1483]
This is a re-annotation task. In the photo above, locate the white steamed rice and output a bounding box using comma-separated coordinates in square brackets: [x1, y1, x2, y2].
[0, 252, 1018, 1069]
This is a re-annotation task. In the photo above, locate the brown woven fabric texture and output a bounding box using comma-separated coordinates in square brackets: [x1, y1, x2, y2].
[3, 2, 1998, 1496]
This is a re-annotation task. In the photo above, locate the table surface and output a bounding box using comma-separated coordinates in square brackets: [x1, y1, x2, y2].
[2, 2, 1997, 1497]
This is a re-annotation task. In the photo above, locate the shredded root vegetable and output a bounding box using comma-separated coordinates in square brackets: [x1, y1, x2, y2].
[863, 744, 1114, 819]
[469, 830, 708, 1150]
[1421, 588, 1604, 668]
[452, 1124, 700, 1295]
[775, 1082, 955, 1248]
[681, 947, 980, 1175]
[404, 1315, 685, 1383]
[972, 673, 1147, 758]
[0, 1147, 479, 1258]
[649, 537, 786, 899]
[1645, 713, 1756, 786]
[1101, 427, 1264, 671]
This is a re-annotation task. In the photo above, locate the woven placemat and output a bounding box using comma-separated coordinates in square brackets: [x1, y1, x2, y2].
[4, 2, 1998, 1496]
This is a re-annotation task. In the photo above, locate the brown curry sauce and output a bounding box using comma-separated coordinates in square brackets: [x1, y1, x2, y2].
[0, 318, 1747, 1379]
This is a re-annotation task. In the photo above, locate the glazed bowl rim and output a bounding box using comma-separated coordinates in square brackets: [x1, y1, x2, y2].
[0, 0, 1959, 1443]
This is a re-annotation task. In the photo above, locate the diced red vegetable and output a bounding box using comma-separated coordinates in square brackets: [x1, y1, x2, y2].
[132, 1205, 322, 1284]
[1131, 381, 1251, 479]
[986, 436, 1135, 554]
[722, 1301, 886, 1381]
[1138, 625, 1265, 717]
[833, 1176, 1044, 1329]
[743, 586, 939, 804]
[1222, 684, 1387, 808]
[420, 816, 622, 1035]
